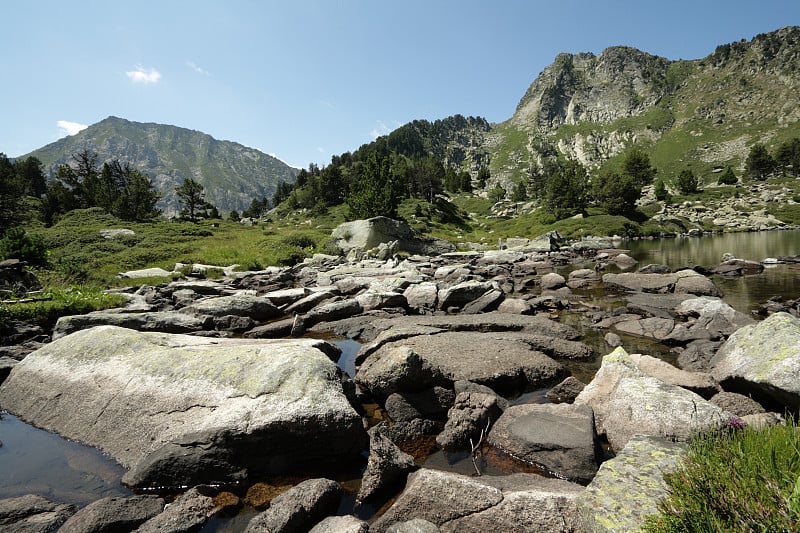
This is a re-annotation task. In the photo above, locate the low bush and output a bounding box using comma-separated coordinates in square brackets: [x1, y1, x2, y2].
[645, 416, 800, 532]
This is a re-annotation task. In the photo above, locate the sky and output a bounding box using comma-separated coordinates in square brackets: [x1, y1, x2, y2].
[2, 1, 799, 169]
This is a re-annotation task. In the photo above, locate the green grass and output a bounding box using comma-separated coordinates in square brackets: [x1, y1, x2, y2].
[644, 417, 800, 532]
[0, 286, 128, 332]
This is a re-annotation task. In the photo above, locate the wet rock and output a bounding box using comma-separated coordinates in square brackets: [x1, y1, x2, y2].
[711, 312, 800, 411]
[245, 478, 343, 533]
[603, 271, 722, 297]
[371, 469, 582, 533]
[59, 495, 164, 533]
[709, 391, 766, 417]
[357, 425, 418, 504]
[612, 316, 675, 341]
[179, 294, 282, 321]
[0, 494, 76, 532]
[711, 258, 764, 276]
[613, 253, 638, 269]
[436, 391, 503, 450]
[134, 487, 218, 533]
[385, 387, 455, 423]
[575, 347, 730, 451]
[576, 436, 687, 532]
[0, 326, 366, 489]
[453, 380, 510, 411]
[487, 403, 600, 483]
[357, 331, 566, 399]
[382, 418, 441, 446]
[52, 311, 212, 339]
[310, 515, 369, 533]
[546, 376, 586, 404]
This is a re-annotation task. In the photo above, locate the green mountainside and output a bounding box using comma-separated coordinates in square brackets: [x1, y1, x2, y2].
[487, 26, 800, 189]
[24, 116, 297, 216]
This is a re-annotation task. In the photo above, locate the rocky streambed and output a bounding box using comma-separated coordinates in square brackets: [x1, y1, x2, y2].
[1, 227, 800, 532]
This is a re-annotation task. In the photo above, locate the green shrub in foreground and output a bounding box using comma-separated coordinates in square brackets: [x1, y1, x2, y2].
[645, 417, 800, 532]
[0, 286, 127, 331]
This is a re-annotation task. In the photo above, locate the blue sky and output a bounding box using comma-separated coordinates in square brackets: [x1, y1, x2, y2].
[2, 1, 798, 168]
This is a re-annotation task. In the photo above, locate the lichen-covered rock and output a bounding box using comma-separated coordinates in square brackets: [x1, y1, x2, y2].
[0, 326, 366, 489]
[711, 312, 800, 410]
[576, 436, 687, 532]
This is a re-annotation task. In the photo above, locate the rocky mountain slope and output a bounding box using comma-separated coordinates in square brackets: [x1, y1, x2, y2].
[488, 26, 800, 188]
[24, 116, 297, 216]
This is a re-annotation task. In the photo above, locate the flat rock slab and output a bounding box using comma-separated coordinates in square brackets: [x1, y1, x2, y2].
[711, 311, 800, 410]
[577, 436, 687, 532]
[603, 270, 722, 297]
[356, 331, 566, 398]
[487, 403, 600, 483]
[0, 325, 365, 489]
[53, 311, 211, 340]
[370, 469, 583, 533]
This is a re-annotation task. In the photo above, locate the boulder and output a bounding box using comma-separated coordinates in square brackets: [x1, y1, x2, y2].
[437, 281, 496, 311]
[546, 376, 586, 404]
[711, 312, 800, 410]
[576, 436, 687, 532]
[52, 311, 212, 339]
[356, 331, 566, 399]
[676, 339, 723, 372]
[118, 267, 174, 279]
[603, 270, 722, 297]
[603, 332, 622, 347]
[357, 291, 409, 312]
[669, 296, 754, 341]
[357, 425, 418, 504]
[540, 272, 566, 290]
[625, 353, 720, 398]
[331, 217, 455, 257]
[460, 289, 504, 314]
[0, 326, 366, 489]
[282, 290, 338, 315]
[566, 268, 600, 289]
[370, 469, 582, 533]
[59, 495, 164, 533]
[385, 518, 440, 532]
[245, 478, 343, 533]
[612, 253, 638, 269]
[310, 515, 369, 533]
[178, 294, 282, 321]
[487, 403, 600, 483]
[709, 391, 766, 417]
[435, 391, 503, 450]
[403, 282, 439, 312]
[134, 487, 219, 533]
[385, 387, 455, 423]
[496, 298, 533, 315]
[612, 317, 675, 341]
[261, 287, 309, 307]
[302, 299, 364, 328]
[711, 258, 764, 276]
[575, 347, 730, 451]
[0, 259, 42, 295]
[0, 494, 76, 532]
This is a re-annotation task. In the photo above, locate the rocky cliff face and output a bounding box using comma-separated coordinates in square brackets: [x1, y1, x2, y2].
[491, 26, 800, 185]
[26, 117, 297, 217]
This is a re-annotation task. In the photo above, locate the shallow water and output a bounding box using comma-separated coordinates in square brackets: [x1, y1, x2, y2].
[0, 413, 130, 505]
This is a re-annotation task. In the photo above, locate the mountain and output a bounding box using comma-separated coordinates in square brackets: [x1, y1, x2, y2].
[486, 26, 800, 188]
[25, 116, 297, 216]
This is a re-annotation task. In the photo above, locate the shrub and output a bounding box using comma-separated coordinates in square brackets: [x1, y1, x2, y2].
[645, 416, 800, 532]
[0, 227, 48, 267]
[676, 168, 701, 194]
[717, 166, 738, 185]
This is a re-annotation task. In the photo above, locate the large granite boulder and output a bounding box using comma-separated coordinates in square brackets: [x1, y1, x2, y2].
[711, 312, 800, 410]
[575, 347, 729, 451]
[370, 469, 583, 533]
[0, 326, 366, 489]
[331, 217, 455, 257]
[487, 403, 601, 483]
[356, 331, 566, 399]
[178, 294, 282, 321]
[577, 436, 687, 532]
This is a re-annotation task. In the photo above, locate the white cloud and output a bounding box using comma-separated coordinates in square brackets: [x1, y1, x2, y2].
[56, 120, 88, 137]
[126, 66, 162, 84]
[187, 61, 209, 76]
[317, 147, 326, 154]
[369, 120, 391, 139]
